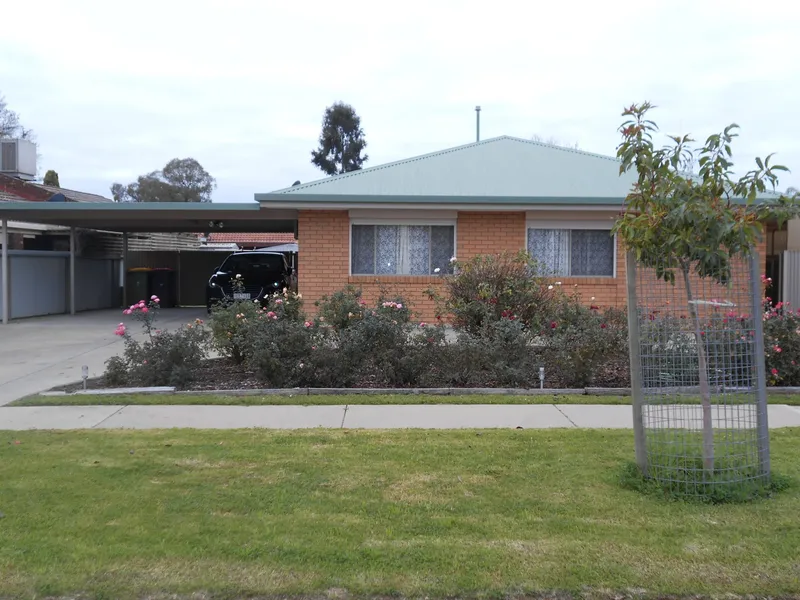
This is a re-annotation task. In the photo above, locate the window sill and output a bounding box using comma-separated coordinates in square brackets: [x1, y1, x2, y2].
[348, 275, 446, 285]
[559, 276, 617, 285]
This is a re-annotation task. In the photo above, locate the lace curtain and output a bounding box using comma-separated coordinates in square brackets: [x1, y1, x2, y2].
[527, 229, 569, 276]
[527, 228, 614, 276]
[351, 225, 455, 275]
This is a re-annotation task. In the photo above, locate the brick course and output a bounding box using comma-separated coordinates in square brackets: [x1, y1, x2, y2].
[297, 210, 768, 321]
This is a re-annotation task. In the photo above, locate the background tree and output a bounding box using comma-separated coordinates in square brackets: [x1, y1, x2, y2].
[43, 170, 60, 187]
[111, 158, 216, 202]
[531, 133, 580, 150]
[311, 102, 368, 175]
[613, 102, 800, 473]
[0, 94, 35, 141]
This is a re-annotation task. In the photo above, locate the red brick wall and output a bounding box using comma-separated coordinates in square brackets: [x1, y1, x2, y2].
[296, 210, 768, 321]
[457, 212, 526, 259]
[297, 210, 445, 319]
[297, 210, 350, 312]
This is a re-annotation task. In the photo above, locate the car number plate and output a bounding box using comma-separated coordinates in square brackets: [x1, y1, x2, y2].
[233, 292, 250, 301]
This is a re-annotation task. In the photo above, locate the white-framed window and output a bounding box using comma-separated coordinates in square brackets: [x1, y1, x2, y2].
[351, 224, 455, 275]
[527, 227, 615, 277]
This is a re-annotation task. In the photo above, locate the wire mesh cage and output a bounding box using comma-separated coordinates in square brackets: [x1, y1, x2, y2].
[626, 251, 771, 499]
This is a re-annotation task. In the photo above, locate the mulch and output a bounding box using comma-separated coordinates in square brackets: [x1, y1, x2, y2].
[52, 357, 632, 394]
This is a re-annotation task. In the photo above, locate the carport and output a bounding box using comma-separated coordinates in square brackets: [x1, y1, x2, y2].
[0, 202, 297, 324]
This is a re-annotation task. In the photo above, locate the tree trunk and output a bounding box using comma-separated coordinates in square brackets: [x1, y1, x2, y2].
[681, 261, 714, 473]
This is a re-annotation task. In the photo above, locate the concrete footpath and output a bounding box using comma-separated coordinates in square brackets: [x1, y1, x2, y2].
[2, 403, 800, 431]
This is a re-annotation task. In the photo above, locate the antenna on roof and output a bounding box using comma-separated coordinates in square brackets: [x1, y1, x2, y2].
[475, 106, 481, 142]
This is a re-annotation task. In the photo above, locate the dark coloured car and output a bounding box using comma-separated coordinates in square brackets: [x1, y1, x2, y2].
[206, 251, 293, 312]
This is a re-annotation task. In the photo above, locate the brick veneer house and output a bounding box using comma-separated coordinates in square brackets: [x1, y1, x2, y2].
[257, 136, 780, 320]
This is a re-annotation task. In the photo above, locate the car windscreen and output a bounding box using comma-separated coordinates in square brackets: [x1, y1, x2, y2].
[220, 254, 285, 275]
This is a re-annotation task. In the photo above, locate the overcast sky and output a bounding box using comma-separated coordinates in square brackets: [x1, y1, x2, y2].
[1, 0, 798, 202]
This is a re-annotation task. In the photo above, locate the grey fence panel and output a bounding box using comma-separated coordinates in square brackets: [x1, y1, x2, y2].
[0, 252, 120, 320]
[783, 251, 800, 308]
[9, 251, 68, 318]
[75, 258, 121, 312]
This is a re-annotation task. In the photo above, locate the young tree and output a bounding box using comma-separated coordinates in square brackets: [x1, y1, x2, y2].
[43, 170, 60, 187]
[613, 102, 800, 473]
[310, 102, 368, 175]
[111, 158, 216, 202]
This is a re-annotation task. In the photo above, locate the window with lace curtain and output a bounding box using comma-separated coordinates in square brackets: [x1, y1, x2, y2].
[351, 224, 455, 275]
[527, 228, 615, 277]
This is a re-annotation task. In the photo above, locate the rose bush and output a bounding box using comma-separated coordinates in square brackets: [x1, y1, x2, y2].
[763, 300, 800, 386]
[105, 296, 210, 388]
[427, 251, 564, 335]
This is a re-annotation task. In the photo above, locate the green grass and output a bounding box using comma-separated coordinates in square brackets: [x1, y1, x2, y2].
[1, 428, 799, 599]
[10, 392, 800, 406]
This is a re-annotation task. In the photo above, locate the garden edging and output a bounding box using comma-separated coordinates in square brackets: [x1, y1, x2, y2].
[38, 383, 800, 399]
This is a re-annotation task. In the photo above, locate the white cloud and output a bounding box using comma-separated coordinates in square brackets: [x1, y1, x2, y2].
[1, 0, 798, 200]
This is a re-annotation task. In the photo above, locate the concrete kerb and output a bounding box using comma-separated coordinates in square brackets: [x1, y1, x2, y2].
[44, 386, 598, 398]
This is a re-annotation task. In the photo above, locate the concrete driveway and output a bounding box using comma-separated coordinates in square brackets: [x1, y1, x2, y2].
[0, 308, 205, 405]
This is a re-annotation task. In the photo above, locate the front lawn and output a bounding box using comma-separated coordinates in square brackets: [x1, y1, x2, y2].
[1, 428, 799, 599]
[10, 391, 800, 406]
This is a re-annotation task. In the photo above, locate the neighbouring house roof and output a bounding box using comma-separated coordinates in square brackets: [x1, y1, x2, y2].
[0, 174, 113, 203]
[256, 135, 785, 208]
[37, 183, 113, 203]
[0, 190, 21, 202]
[205, 232, 296, 246]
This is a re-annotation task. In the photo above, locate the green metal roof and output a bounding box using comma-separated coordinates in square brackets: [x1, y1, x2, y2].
[257, 135, 784, 207]
[0, 202, 297, 233]
[259, 136, 636, 202]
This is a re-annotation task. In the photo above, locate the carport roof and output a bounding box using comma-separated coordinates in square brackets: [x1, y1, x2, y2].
[0, 202, 297, 233]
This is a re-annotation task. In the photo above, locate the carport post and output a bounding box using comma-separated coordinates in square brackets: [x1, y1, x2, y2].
[69, 227, 76, 315]
[122, 232, 128, 307]
[2, 219, 8, 324]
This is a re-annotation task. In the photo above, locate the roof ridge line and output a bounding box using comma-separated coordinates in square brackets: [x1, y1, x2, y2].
[273, 135, 622, 194]
[273, 136, 525, 194]
[500, 135, 622, 163]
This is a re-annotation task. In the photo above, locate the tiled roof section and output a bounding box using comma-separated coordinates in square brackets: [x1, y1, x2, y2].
[0, 190, 22, 202]
[207, 232, 296, 246]
[0, 174, 114, 203]
[269, 135, 637, 199]
[37, 184, 113, 203]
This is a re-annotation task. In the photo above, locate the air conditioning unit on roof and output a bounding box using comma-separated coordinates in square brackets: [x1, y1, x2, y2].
[0, 138, 37, 181]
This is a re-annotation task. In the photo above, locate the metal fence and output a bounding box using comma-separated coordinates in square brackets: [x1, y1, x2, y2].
[0, 251, 120, 319]
[626, 251, 770, 498]
[783, 250, 800, 308]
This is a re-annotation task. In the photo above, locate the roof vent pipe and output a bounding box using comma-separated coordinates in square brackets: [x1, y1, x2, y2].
[475, 106, 481, 142]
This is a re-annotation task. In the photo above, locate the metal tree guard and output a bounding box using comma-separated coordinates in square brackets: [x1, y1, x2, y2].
[626, 250, 771, 498]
